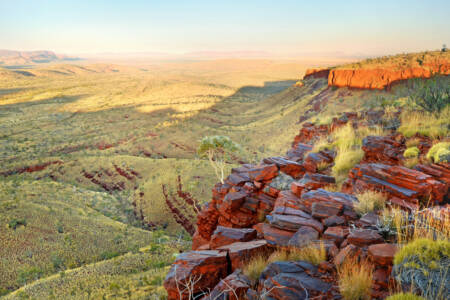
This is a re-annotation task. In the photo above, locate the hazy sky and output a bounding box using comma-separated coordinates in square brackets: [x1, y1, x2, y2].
[1, 0, 449, 56]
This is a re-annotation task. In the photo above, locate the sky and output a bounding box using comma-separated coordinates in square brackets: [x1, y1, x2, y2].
[0, 0, 449, 57]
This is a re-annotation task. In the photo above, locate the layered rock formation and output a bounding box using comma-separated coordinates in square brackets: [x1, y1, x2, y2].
[303, 52, 450, 90]
[164, 108, 449, 299]
[328, 64, 450, 90]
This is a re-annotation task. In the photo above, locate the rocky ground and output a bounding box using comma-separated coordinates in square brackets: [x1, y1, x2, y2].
[162, 69, 449, 299]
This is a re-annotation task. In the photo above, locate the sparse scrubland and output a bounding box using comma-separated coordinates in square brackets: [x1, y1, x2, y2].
[1, 52, 449, 299]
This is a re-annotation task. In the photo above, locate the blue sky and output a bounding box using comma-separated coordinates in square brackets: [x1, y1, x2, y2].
[0, 0, 449, 56]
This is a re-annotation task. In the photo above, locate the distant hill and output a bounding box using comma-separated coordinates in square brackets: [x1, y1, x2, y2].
[0, 49, 79, 66]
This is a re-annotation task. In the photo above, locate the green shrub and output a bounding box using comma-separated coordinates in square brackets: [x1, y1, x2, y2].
[8, 218, 27, 229]
[0, 288, 10, 296]
[426, 142, 450, 163]
[404, 147, 420, 158]
[197, 135, 241, 183]
[393, 239, 449, 299]
[408, 76, 450, 114]
[17, 267, 44, 285]
[99, 251, 120, 260]
[386, 292, 425, 300]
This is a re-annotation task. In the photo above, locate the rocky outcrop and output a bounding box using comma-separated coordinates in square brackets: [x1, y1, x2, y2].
[165, 103, 449, 299]
[328, 64, 450, 90]
[303, 68, 330, 80]
[345, 163, 447, 206]
[362, 135, 406, 165]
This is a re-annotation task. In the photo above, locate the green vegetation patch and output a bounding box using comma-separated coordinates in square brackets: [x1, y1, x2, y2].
[403, 147, 420, 158]
[426, 142, 450, 163]
[0, 179, 154, 292]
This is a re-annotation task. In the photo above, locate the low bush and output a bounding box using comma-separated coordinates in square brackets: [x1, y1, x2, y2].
[8, 218, 27, 230]
[16, 267, 43, 286]
[393, 238, 449, 300]
[403, 147, 420, 158]
[426, 142, 450, 163]
[404, 157, 419, 168]
[288, 243, 326, 265]
[337, 257, 373, 300]
[355, 190, 387, 216]
[408, 76, 450, 114]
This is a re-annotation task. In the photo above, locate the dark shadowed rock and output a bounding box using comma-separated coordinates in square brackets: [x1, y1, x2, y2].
[312, 201, 343, 219]
[206, 270, 251, 300]
[261, 261, 332, 299]
[288, 226, 319, 247]
[323, 215, 346, 227]
[218, 240, 270, 271]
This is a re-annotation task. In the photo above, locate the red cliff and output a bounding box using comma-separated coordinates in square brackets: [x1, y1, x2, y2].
[328, 63, 450, 90]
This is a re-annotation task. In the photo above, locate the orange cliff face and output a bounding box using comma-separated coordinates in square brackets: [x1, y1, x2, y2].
[328, 63, 450, 90]
[303, 53, 450, 90]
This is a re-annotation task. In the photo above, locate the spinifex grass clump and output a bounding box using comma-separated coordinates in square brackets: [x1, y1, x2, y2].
[354, 190, 387, 216]
[393, 239, 450, 300]
[331, 123, 385, 184]
[243, 243, 327, 282]
[337, 256, 374, 300]
[386, 293, 425, 300]
[398, 107, 449, 139]
[426, 142, 450, 163]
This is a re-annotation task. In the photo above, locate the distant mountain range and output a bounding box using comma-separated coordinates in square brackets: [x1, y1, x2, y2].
[0, 50, 79, 66]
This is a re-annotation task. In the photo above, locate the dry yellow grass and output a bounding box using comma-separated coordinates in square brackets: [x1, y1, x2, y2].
[337, 257, 374, 300]
[354, 191, 387, 216]
[398, 107, 449, 139]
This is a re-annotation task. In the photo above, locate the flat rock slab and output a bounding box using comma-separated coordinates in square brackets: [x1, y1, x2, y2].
[262, 223, 296, 246]
[312, 201, 343, 219]
[261, 261, 332, 299]
[210, 226, 257, 249]
[164, 250, 228, 300]
[268, 213, 324, 233]
[348, 228, 384, 247]
[301, 189, 357, 212]
[368, 243, 398, 266]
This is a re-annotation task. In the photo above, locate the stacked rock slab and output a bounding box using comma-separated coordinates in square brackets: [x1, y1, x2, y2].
[345, 163, 447, 208]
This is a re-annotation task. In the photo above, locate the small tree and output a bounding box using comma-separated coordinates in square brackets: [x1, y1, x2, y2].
[442, 44, 447, 52]
[409, 76, 450, 114]
[197, 136, 241, 184]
